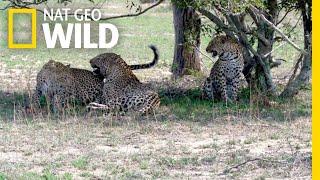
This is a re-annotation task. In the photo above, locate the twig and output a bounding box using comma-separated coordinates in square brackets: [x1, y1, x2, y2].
[0, 2, 13, 10]
[287, 53, 304, 84]
[220, 158, 288, 175]
[287, 14, 302, 36]
[263, 41, 287, 58]
[1, 0, 164, 22]
[177, 43, 216, 64]
[187, 44, 215, 63]
[243, 122, 281, 128]
[276, 7, 294, 25]
[99, 0, 165, 21]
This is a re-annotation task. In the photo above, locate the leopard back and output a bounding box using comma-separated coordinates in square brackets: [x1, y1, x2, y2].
[30, 60, 104, 112]
[88, 47, 160, 114]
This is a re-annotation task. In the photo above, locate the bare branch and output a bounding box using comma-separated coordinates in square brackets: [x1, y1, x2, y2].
[270, 58, 287, 68]
[99, 0, 165, 21]
[0, 2, 13, 10]
[276, 7, 294, 25]
[191, 44, 215, 62]
[249, 5, 307, 55]
[287, 54, 304, 85]
[263, 41, 286, 58]
[1, 0, 164, 22]
[286, 14, 302, 36]
[198, 9, 237, 38]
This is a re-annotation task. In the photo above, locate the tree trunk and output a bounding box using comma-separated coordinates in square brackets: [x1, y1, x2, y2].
[172, 4, 201, 77]
[254, 0, 278, 94]
[280, 0, 312, 98]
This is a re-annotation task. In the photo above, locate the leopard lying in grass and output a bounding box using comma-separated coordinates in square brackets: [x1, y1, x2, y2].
[28, 46, 159, 113]
[87, 45, 160, 115]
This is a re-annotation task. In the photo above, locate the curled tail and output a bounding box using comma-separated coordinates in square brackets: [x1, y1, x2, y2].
[129, 45, 159, 70]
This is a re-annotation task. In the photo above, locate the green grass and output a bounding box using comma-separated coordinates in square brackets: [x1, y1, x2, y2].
[0, 173, 6, 180]
[159, 86, 311, 122]
[0, 92, 27, 121]
[160, 88, 251, 119]
[4, 170, 73, 180]
[158, 156, 199, 168]
[72, 156, 89, 170]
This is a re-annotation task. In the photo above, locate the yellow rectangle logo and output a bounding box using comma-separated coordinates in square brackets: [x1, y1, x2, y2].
[8, 8, 37, 49]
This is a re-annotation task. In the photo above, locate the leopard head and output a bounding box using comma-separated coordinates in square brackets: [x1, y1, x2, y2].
[42, 60, 69, 72]
[206, 35, 242, 58]
[89, 53, 133, 79]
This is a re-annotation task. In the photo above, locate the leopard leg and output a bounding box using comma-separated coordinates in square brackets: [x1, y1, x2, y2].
[87, 102, 111, 112]
[229, 76, 241, 102]
[26, 89, 41, 114]
[51, 94, 67, 114]
[87, 99, 122, 115]
[216, 76, 229, 103]
[88, 102, 110, 108]
[203, 78, 214, 100]
[139, 92, 160, 115]
[51, 94, 60, 114]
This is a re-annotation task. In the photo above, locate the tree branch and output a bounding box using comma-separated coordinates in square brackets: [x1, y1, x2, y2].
[0, 2, 13, 10]
[1, 0, 165, 22]
[276, 7, 294, 25]
[199, 8, 276, 92]
[99, 0, 165, 21]
[198, 9, 237, 38]
[249, 5, 307, 55]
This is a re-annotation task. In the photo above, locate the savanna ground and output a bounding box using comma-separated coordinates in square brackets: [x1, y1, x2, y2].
[0, 0, 311, 179]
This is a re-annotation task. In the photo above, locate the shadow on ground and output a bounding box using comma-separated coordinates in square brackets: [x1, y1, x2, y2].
[0, 78, 312, 123]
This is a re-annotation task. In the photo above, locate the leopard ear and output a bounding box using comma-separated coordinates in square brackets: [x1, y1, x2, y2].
[224, 35, 232, 43]
[221, 38, 226, 44]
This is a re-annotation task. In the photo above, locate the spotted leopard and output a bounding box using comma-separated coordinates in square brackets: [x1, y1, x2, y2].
[29, 46, 159, 113]
[87, 45, 160, 115]
[203, 35, 245, 102]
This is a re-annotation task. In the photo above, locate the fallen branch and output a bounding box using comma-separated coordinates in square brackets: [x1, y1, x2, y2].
[220, 158, 288, 175]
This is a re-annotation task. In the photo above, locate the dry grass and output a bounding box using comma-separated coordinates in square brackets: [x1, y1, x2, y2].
[0, 116, 311, 179]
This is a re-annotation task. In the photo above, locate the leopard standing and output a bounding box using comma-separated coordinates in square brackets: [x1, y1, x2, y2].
[203, 35, 245, 102]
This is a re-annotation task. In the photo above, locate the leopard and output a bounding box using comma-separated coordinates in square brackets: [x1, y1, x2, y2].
[203, 35, 245, 102]
[28, 60, 104, 113]
[29, 45, 159, 113]
[87, 45, 160, 115]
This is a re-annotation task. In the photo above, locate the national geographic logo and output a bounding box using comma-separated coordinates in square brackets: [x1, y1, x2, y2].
[8, 8, 37, 49]
[8, 8, 119, 49]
